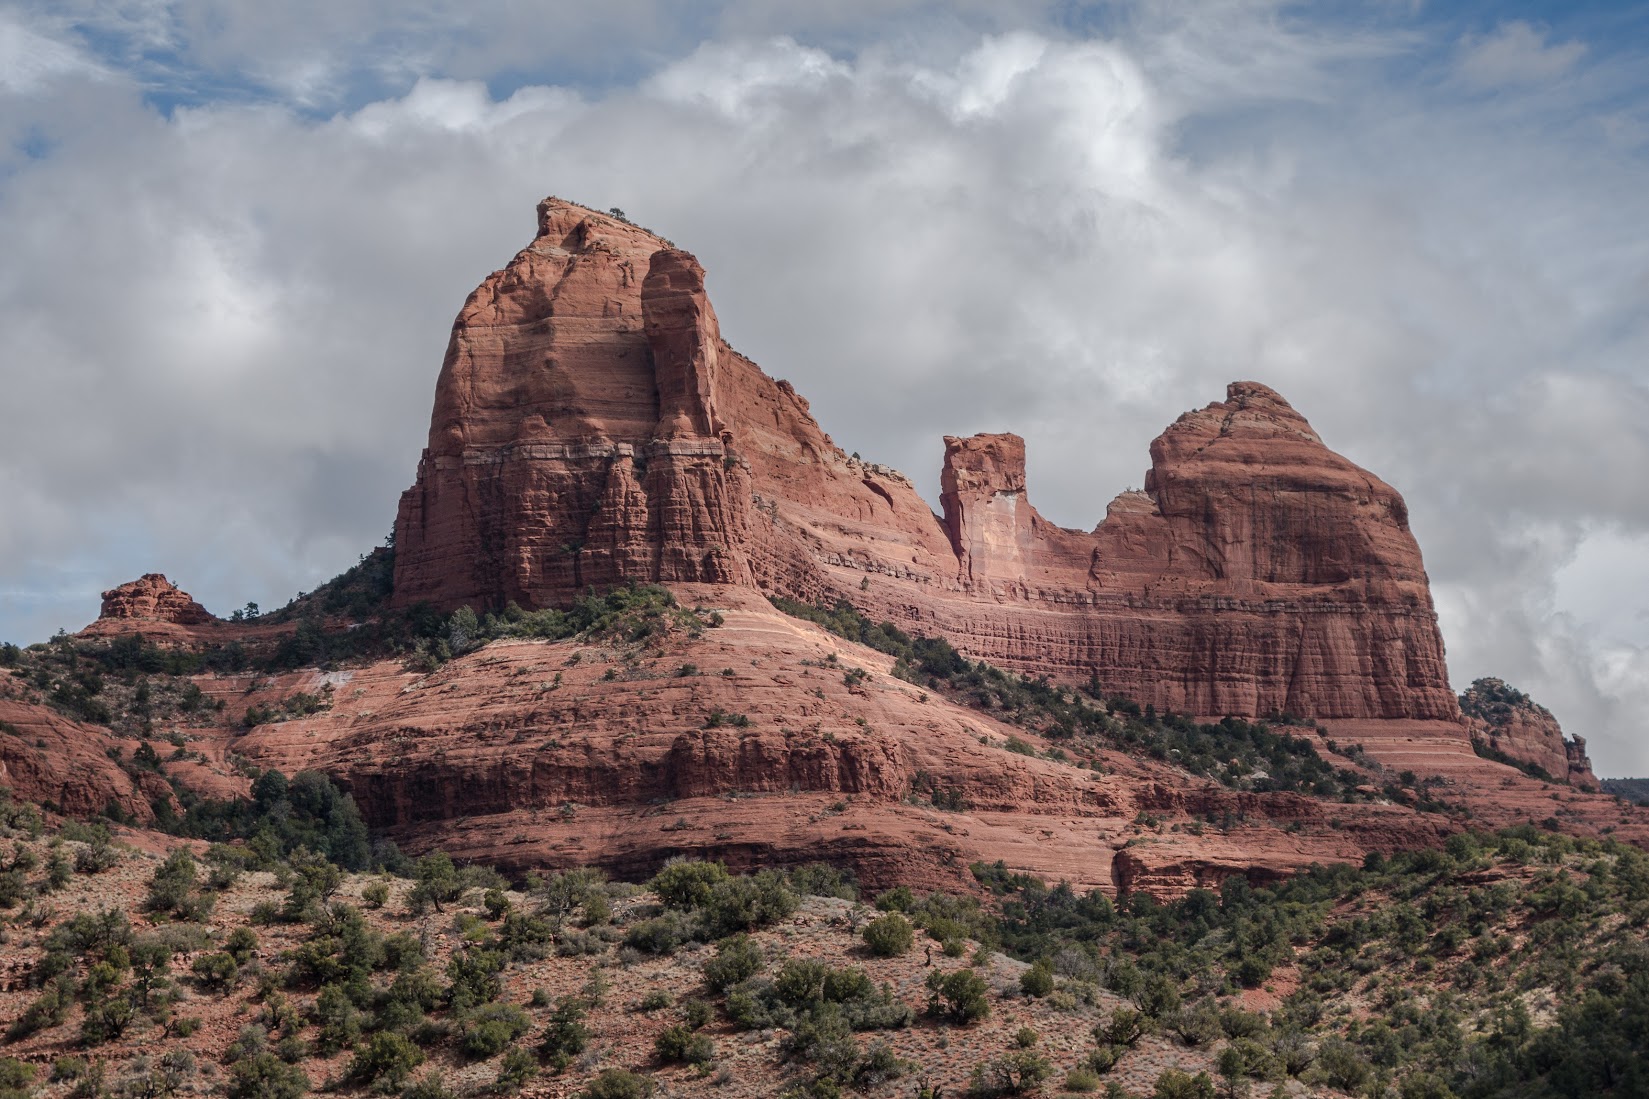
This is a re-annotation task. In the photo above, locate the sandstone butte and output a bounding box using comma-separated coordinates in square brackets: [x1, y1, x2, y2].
[53, 198, 1643, 896]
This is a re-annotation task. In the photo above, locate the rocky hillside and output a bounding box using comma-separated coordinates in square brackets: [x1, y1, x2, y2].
[0, 789, 1643, 1099]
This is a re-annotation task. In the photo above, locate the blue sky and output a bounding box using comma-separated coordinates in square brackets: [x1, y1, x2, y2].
[4, 0, 1649, 773]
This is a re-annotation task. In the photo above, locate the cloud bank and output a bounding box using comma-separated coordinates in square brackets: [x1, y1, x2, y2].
[3, 2, 1648, 772]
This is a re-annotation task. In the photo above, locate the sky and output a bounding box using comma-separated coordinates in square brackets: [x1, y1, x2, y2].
[2, 1, 1648, 774]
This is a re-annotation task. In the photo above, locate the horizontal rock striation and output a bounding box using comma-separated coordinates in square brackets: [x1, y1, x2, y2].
[217, 596, 1455, 894]
[79, 574, 216, 642]
[393, 198, 1459, 729]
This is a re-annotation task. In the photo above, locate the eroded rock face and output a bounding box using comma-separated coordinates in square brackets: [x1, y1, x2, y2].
[392, 204, 752, 612]
[1461, 678, 1599, 790]
[91, 574, 214, 629]
[0, 700, 173, 823]
[211, 594, 1459, 894]
[392, 198, 1458, 732]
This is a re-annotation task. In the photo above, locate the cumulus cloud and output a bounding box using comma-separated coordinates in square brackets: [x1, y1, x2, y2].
[3, 3, 1649, 773]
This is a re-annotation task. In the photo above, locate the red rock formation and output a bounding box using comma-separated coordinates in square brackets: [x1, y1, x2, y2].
[211, 592, 1459, 894]
[86, 574, 214, 632]
[43, 199, 1649, 894]
[0, 699, 172, 823]
[1460, 677, 1599, 790]
[392, 199, 1457, 730]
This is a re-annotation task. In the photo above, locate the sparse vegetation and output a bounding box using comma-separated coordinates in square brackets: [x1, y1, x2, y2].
[771, 597, 1373, 799]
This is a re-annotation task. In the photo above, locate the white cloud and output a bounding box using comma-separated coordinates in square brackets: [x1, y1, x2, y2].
[0, 12, 104, 93]
[3, 9, 1649, 775]
[1457, 21, 1586, 90]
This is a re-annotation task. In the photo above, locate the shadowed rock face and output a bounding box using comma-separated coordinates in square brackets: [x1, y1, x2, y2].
[392, 197, 1457, 727]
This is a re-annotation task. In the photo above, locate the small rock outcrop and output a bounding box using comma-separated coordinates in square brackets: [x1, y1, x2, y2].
[1461, 677, 1600, 790]
[391, 198, 1458, 729]
[97, 573, 213, 625]
[79, 574, 215, 642]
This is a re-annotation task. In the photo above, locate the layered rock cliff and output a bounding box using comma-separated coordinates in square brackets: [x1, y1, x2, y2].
[393, 198, 1457, 727]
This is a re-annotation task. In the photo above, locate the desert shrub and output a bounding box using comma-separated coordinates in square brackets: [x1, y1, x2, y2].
[8, 977, 73, 1039]
[73, 828, 119, 874]
[45, 849, 71, 890]
[968, 1049, 1052, 1097]
[703, 933, 764, 992]
[500, 910, 555, 961]
[364, 880, 390, 908]
[127, 938, 172, 1005]
[0, 867, 25, 909]
[1151, 1069, 1215, 1099]
[536, 867, 608, 921]
[863, 913, 915, 958]
[459, 1003, 530, 1059]
[446, 946, 505, 1013]
[1020, 958, 1055, 998]
[637, 989, 673, 1012]
[80, 990, 137, 1044]
[654, 1023, 715, 1065]
[1166, 1000, 1223, 1046]
[580, 1069, 654, 1099]
[683, 998, 713, 1029]
[789, 862, 858, 900]
[783, 1007, 859, 1081]
[1084, 1044, 1123, 1074]
[652, 858, 731, 908]
[482, 887, 511, 920]
[555, 928, 610, 957]
[313, 982, 363, 1052]
[925, 968, 991, 1024]
[853, 1040, 910, 1090]
[495, 1046, 538, 1092]
[225, 1053, 309, 1099]
[700, 870, 798, 937]
[1136, 973, 1182, 1019]
[191, 951, 239, 990]
[113, 1050, 195, 1098]
[284, 904, 385, 988]
[1099, 1007, 1145, 1047]
[1065, 1067, 1102, 1092]
[623, 910, 696, 955]
[145, 849, 198, 914]
[408, 850, 462, 912]
[1313, 1036, 1373, 1093]
[540, 998, 591, 1071]
[226, 926, 260, 964]
[348, 1031, 425, 1090]
[0, 1058, 36, 1099]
